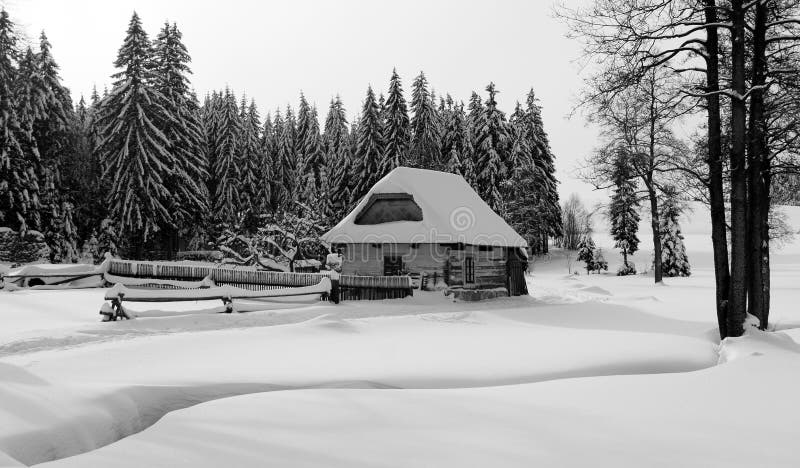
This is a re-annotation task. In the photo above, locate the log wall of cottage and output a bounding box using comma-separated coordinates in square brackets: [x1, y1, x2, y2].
[338, 243, 509, 289]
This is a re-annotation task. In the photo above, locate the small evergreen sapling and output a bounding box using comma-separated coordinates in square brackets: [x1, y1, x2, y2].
[592, 248, 608, 273]
[658, 187, 690, 277]
[576, 235, 596, 274]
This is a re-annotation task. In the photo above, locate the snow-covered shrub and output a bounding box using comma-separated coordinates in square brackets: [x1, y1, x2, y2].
[576, 235, 596, 274]
[617, 262, 637, 276]
[592, 248, 608, 273]
[217, 204, 330, 272]
[658, 189, 690, 277]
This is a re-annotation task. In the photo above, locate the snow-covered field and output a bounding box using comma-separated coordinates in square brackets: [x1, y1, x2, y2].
[2, 205, 800, 467]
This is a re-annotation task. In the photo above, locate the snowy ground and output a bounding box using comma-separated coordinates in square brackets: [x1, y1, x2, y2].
[2, 205, 800, 467]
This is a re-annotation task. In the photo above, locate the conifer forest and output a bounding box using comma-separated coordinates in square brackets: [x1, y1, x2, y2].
[0, 10, 562, 262]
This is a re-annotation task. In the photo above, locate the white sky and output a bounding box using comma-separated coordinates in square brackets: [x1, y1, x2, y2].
[6, 0, 602, 203]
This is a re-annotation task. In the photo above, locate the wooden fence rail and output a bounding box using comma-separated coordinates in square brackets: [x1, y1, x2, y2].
[107, 260, 413, 301]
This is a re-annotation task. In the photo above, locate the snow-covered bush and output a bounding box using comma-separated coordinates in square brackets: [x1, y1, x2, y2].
[217, 203, 330, 272]
[576, 236, 596, 274]
[617, 262, 637, 276]
[658, 189, 690, 277]
[592, 248, 608, 273]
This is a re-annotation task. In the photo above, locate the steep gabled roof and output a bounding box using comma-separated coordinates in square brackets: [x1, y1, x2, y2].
[323, 167, 527, 247]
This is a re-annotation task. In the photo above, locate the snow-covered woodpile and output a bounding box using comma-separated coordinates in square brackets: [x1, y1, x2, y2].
[0, 228, 50, 264]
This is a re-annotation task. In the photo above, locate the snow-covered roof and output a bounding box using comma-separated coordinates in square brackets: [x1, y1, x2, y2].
[323, 167, 527, 247]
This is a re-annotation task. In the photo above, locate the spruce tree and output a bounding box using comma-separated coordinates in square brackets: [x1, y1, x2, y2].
[269, 109, 286, 211]
[409, 71, 441, 169]
[474, 83, 510, 212]
[301, 105, 325, 191]
[64, 95, 104, 243]
[609, 150, 640, 274]
[658, 187, 690, 277]
[441, 97, 470, 177]
[274, 105, 299, 209]
[12, 48, 44, 231]
[351, 86, 384, 203]
[464, 91, 483, 190]
[0, 10, 40, 233]
[504, 119, 543, 245]
[211, 88, 242, 228]
[202, 91, 222, 198]
[296, 93, 312, 166]
[381, 68, 410, 176]
[324, 96, 352, 218]
[152, 22, 209, 243]
[526, 90, 562, 250]
[577, 236, 596, 275]
[95, 12, 178, 251]
[260, 112, 275, 213]
[238, 97, 263, 230]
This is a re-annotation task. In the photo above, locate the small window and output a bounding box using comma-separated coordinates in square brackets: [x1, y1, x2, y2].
[464, 257, 475, 283]
[384, 255, 404, 276]
[478, 245, 494, 252]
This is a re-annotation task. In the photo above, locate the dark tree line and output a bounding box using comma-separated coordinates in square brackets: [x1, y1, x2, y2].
[0, 10, 563, 263]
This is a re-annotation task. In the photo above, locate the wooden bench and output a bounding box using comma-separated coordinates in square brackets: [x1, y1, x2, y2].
[100, 277, 332, 321]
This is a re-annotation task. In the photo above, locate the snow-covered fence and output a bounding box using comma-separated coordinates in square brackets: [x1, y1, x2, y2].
[107, 259, 328, 291]
[106, 259, 413, 301]
[338, 275, 414, 301]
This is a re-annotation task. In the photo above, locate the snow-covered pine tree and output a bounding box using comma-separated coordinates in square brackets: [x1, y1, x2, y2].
[94, 12, 180, 253]
[274, 104, 299, 211]
[11, 47, 44, 232]
[351, 86, 384, 204]
[464, 91, 484, 191]
[323, 96, 352, 220]
[237, 97, 263, 231]
[503, 112, 545, 248]
[64, 95, 104, 243]
[34, 32, 73, 165]
[380, 68, 410, 176]
[259, 112, 275, 214]
[441, 97, 469, 177]
[0, 13, 43, 234]
[609, 150, 640, 274]
[409, 71, 441, 169]
[211, 88, 242, 228]
[526, 90, 562, 251]
[576, 235, 596, 275]
[267, 109, 285, 212]
[295, 93, 312, 167]
[473, 83, 511, 212]
[96, 217, 119, 260]
[202, 91, 221, 196]
[152, 22, 209, 245]
[301, 105, 325, 192]
[658, 186, 690, 277]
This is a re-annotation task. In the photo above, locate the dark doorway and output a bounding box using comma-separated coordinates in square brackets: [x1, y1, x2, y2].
[384, 255, 404, 276]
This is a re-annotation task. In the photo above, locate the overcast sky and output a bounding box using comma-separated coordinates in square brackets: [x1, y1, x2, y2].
[6, 0, 601, 202]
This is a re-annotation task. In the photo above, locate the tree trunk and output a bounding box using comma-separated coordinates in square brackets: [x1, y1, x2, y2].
[704, 0, 731, 339]
[727, 0, 748, 337]
[646, 75, 662, 284]
[747, 1, 768, 329]
[761, 171, 771, 327]
[647, 183, 663, 283]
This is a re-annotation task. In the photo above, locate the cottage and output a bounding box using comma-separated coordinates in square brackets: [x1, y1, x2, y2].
[322, 167, 529, 296]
